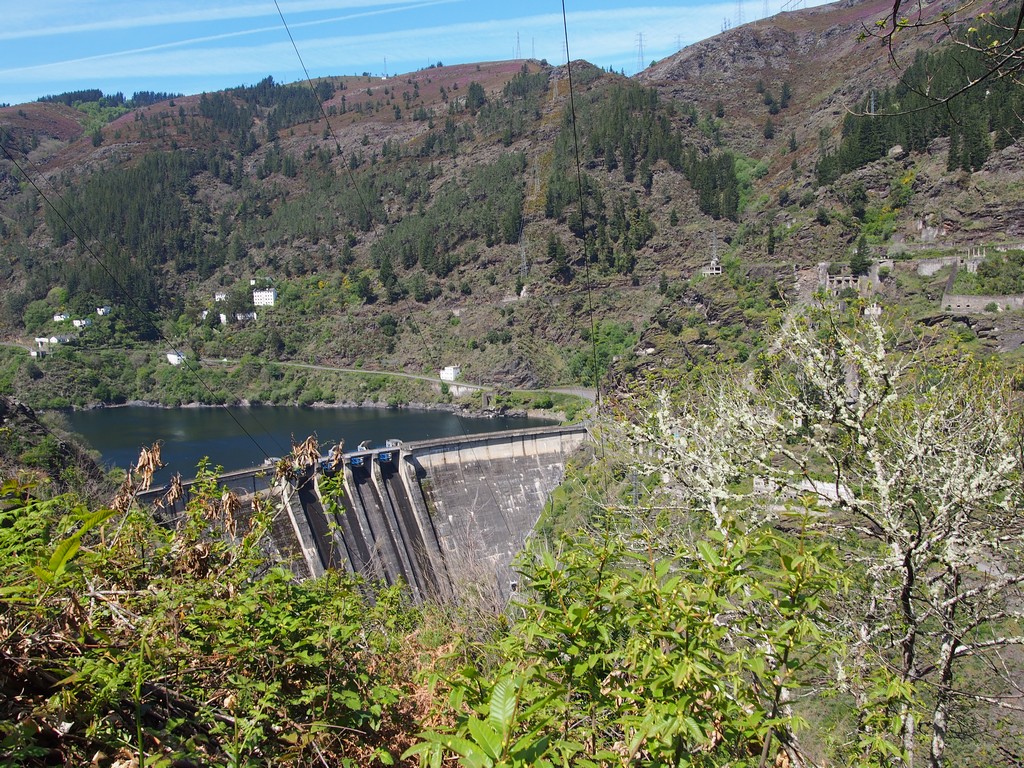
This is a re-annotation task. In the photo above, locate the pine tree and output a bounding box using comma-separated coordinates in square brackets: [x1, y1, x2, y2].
[850, 234, 872, 276]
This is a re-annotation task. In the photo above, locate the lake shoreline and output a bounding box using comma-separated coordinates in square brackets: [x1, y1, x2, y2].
[66, 397, 570, 424]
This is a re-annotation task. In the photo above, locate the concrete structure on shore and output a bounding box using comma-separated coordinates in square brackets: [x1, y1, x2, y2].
[139, 424, 589, 601]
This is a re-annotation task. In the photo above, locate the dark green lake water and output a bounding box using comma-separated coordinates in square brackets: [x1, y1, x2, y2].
[63, 405, 553, 479]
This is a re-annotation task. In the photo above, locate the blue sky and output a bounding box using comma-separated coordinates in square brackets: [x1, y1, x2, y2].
[1, 0, 830, 106]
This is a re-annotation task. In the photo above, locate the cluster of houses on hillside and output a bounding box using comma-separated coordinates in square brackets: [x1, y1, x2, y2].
[201, 283, 278, 326]
[31, 281, 283, 363]
[170, 283, 279, 366]
[202, 310, 259, 324]
[50, 305, 110, 326]
[33, 305, 113, 356]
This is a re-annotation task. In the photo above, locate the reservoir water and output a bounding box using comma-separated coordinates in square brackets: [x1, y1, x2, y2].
[63, 405, 555, 480]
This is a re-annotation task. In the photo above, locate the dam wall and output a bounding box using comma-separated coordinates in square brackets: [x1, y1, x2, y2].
[292, 424, 589, 598]
[139, 424, 590, 600]
[401, 426, 589, 593]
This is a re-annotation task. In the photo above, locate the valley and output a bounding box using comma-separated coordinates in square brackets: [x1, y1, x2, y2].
[2, 0, 1022, 413]
[2, 0, 1024, 765]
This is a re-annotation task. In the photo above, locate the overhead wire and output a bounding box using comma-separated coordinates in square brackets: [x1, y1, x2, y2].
[272, 0, 523, 548]
[273, 0, 376, 226]
[272, 0, 436, 366]
[560, 0, 609, 478]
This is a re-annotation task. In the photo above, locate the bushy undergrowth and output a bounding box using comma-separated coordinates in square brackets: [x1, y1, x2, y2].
[0, 470, 431, 767]
[4, 310, 1023, 768]
[0, 469, 837, 768]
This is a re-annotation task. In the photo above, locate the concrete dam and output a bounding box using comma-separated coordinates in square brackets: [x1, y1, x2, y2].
[143, 424, 589, 599]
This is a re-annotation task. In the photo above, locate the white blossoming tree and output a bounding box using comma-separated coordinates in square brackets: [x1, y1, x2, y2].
[618, 307, 1024, 767]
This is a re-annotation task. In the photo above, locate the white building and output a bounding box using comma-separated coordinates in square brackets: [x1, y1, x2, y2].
[253, 287, 277, 307]
[96, 306, 112, 316]
[73, 318, 93, 328]
[235, 311, 258, 322]
[700, 257, 723, 277]
[214, 291, 228, 302]
[440, 365, 461, 382]
[53, 313, 69, 322]
[166, 352, 186, 366]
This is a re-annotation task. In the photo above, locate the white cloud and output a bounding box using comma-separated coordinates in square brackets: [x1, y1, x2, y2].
[0, 0, 431, 41]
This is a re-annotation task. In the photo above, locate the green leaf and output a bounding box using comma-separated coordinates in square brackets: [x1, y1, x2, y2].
[78, 506, 116, 534]
[401, 738, 443, 764]
[488, 675, 517, 738]
[467, 716, 502, 761]
[511, 732, 552, 764]
[47, 536, 81, 577]
[696, 540, 721, 567]
[442, 734, 491, 768]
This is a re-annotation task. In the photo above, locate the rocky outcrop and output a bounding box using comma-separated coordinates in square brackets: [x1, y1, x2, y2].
[0, 396, 110, 496]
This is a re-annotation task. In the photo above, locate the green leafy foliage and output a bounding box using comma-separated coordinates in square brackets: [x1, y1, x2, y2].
[568, 320, 637, 384]
[0, 470, 416, 767]
[952, 248, 1024, 294]
[408, 519, 839, 767]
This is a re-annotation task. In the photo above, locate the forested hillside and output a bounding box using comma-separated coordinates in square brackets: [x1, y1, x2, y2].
[1, 0, 1023, 413]
[3, 0, 1024, 764]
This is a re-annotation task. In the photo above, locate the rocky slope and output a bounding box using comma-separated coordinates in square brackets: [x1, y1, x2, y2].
[1, 0, 1022, 409]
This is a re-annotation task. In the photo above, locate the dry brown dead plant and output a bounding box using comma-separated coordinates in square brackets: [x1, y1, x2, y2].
[134, 441, 164, 491]
[327, 440, 345, 472]
[110, 442, 166, 513]
[157, 472, 184, 511]
[111, 471, 136, 514]
[291, 434, 321, 470]
[221, 490, 241, 537]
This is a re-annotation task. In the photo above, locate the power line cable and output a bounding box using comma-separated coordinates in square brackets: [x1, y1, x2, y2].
[273, 0, 516, 542]
[273, 0, 375, 223]
[560, 1, 606, 454]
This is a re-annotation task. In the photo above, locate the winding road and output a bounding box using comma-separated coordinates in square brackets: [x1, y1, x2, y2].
[201, 358, 598, 402]
[0, 341, 597, 404]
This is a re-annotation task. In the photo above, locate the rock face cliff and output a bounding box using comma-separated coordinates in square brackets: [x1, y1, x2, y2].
[0, 396, 111, 497]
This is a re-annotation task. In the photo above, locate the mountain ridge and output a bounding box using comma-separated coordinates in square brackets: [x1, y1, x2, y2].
[2, 0, 1023, 409]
